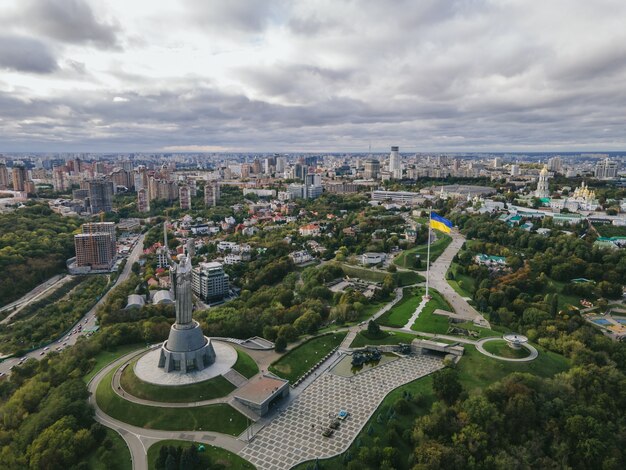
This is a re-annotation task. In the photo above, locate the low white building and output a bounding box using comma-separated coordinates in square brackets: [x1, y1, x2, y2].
[361, 252, 385, 266]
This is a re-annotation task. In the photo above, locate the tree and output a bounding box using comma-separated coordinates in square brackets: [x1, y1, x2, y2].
[432, 368, 463, 405]
[367, 320, 382, 338]
[274, 336, 287, 352]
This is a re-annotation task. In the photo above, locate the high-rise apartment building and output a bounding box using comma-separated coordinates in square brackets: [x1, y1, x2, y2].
[192, 262, 230, 302]
[0, 163, 9, 189]
[594, 158, 619, 179]
[12, 165, 28, 191]
[179, 185, 191, 210]
[241, 164, 251, 179]
[363, 159, 380, 179]
[137, 188, 150, 213]
[52, 166, 69, 192]
[82, 222, 116, 243]
[548, 156, 563, 173]
[110, 169, 133, 190]
[74, 222, 116, 270]
[204, 181, 220, 207]
[87, 179, 114, 213]
[148, 177, 178, 201]
[389, 146, 402, 179]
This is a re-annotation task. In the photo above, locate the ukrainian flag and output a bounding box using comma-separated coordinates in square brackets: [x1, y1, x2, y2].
[430, 212, 453, 233]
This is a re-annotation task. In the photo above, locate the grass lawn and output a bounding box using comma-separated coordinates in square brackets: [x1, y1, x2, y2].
[96, 368, 247, 434]
[82, 428, 132, 470]
[233, 348, 259, 378]
[452, 321, 499, 339]
[340, 264, 387, 283]
[83, 343, 145, 383]
[410, 289, 451, 334]
[377, 287, 424, 328]
[147, 440, 254, 470]
[120, 360, 235, 402]
[397, 270, 424, 286]
[350, 330, 419, 348]
[394, 233, 452, 270]
[269, 332, 346, 383]
[482, 340, 531, 359]
[340, 263, 423, 287]
[447, 263, 476, 298]
[458, 344, 569, 392]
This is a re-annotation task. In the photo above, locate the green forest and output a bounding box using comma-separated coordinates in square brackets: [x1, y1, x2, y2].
[0, 204, 81, 308]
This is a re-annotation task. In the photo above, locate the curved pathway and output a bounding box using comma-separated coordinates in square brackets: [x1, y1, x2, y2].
[88, 348, 246, 470]
[475, 337, 538, 362]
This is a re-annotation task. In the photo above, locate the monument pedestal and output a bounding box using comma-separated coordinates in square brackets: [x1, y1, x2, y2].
[158, 320, 216, 373]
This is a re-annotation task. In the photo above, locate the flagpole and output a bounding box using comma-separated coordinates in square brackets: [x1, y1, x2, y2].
[425, 211, 432, 298]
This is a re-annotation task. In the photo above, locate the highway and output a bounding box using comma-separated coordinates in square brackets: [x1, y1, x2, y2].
[0, 274, 69, 315]
[0, 233, 145, 376]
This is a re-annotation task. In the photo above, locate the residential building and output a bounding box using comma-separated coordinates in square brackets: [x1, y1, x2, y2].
[12, 165, 28, 191]
[204, 180, 220, 207]
[289, 251, 313, 265]
[74, 233, 116, 270]
[299, 224, 321, 237]
[87, 179, 114, 213]
[137, 188, 150, 213]
[179, 185, 191, 210]
[0, 163, 8, 189]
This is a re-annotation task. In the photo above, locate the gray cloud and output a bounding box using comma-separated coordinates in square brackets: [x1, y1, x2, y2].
[22, 0, 120, 48]
[2, 0, 626, 152]
[0, 35, 58, 73]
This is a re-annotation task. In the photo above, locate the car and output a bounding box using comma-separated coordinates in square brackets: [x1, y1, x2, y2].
[19, 357, 26, 362]
[63, 342, 67, 346]
[44, 347, 50, 351]
[9, 366, 13, 370]
[39, 351, 45, 356]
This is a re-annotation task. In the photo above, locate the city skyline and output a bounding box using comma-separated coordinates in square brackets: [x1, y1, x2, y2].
[1, 1, 626, 153]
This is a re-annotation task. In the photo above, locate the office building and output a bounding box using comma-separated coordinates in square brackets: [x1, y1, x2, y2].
[204, 181, 220, 207]
[87, 179, 114, 213]
[192, 262, 230, 302]
[363, 159, 380, 179]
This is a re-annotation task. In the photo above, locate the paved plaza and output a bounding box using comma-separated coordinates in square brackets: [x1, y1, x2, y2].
[240, 353, 443, 470]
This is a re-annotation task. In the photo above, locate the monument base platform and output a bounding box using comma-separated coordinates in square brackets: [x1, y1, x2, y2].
[134, 341, 238, 386]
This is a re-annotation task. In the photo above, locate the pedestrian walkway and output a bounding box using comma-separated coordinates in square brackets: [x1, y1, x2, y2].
[403, 295, 428, 329]
[240, 354, 443, 470]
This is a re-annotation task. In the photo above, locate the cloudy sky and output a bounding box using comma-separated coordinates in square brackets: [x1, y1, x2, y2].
[1, 0, 625, 153]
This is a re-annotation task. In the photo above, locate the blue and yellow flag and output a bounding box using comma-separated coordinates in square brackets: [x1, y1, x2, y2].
[430, 212, 453, 233]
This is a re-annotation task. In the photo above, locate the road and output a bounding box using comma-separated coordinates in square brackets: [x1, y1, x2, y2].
[0, 234, 145, 376]
[426, 230, 490, 328]
[0, 274, 69, 315]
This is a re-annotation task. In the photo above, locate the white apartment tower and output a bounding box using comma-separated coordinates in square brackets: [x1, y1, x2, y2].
[389, 146, 402, 179]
